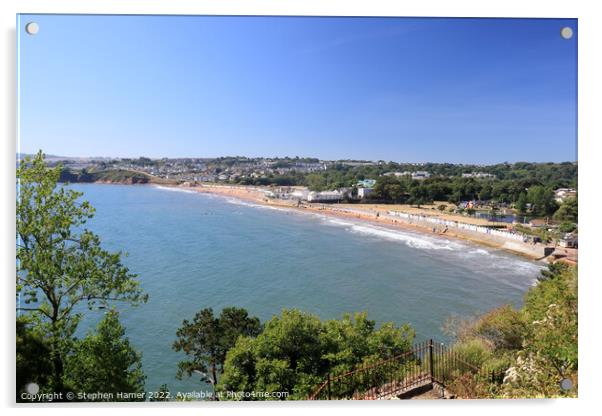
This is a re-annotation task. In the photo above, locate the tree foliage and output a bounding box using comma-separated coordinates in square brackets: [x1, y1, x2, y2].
[526, 185, 558, 216]
[372, 176, 407, 202]
[64, 310, 146, 400]
[503, 265, 577, 398]
[218, 310, 415, 400]
[516, 192, 528, 214]
[173, 307, 261, 390]
[230, 160, 576, 208]
[16, 151, 147, 393]
[16, 317, 53, 400]
[448, 263, 578, 398]
[553, 196, 578, 223]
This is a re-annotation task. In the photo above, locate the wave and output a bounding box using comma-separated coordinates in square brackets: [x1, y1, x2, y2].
[152, 186, 283, 212]
[222, 198, 287, 212]
[153, 185, 197, 194]
[152, 187, 543, 277]
[324, 218, 356, 227]
[469, 248, 490, 256]
[320, 217, 543, 277]
[322, 218, 463, 251]
[457, 248, 544, 277]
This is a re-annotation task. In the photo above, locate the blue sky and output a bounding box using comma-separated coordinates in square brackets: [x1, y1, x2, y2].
[18, 15, 577, 163]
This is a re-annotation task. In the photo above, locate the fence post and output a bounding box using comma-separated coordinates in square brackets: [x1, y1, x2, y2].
[428, 339, 434, 383]
[327, 372, 332, 400]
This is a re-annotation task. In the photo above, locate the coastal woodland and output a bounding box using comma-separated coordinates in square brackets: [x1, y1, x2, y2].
[236, 161, 577, 218]
[17, 152, 578, 401]
[57, 156, 577, 223]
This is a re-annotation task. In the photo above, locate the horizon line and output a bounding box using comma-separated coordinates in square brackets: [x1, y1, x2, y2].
[16, 151, 577, 166]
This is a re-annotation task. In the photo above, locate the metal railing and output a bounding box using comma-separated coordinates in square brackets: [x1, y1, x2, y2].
[308, 339, 504, 400]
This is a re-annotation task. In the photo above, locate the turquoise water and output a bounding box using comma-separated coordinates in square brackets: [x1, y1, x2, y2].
[68, 184, 542, 394]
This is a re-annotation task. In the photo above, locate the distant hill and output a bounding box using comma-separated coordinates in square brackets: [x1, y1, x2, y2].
[17, 153, 115, 162]
[59, 168, 176, 185]
[18, 153, 62, 159]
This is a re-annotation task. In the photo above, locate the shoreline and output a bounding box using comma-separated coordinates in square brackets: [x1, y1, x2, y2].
[68, 181, 564, 262]
[168, 183, 554, 262]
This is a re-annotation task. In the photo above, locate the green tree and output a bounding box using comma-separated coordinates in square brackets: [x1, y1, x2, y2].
[373, 176, 406, 202]
[558, 222, 577, 234]
[526, 185, 558, 216]
[306, 173, 327, 191]
[218, 309, 414, 400]
[63, 310, 146, 400]
[478, 183, 493, 201]
[16, 151, 147, 393]
[218, 307, 263, 365]
[409, 185, 431, 206]
[172, 307, 261, 395]
[16, 317, 53, 401]
[537, 262, 570, 283]
[553, 196, 578, 223]
[516, 192, 528, 214]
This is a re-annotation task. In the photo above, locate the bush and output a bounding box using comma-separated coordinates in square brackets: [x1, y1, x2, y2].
[558, 222, 577, 234]
[453, 339, 492, 367]
[218, 310, 415, 400]
[448, 264, 578, 399]
[459, 305, 528, 351]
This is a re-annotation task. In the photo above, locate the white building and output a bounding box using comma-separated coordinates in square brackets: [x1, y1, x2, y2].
[307, 190, 344, 202]
[411, 171, 430, 180]
[358, 187, 374, 199]
[554, 188, 577, 203]
[290, 189, 309, 200]
[559, 233, 578, 248]
[461, 172, 496, 179]
[383, 171, 429, 179]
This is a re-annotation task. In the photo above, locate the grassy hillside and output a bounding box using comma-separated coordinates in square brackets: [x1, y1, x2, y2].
[59, 168, 177, 185]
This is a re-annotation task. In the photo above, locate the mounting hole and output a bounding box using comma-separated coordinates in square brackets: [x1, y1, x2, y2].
[560, 378, 573, 390]
[560, 27, 573, 40]
[25, 382, 40, 395]
[25, 22, 39, 35]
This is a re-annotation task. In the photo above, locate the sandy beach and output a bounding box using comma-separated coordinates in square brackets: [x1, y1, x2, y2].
[173, 184, 570, 262]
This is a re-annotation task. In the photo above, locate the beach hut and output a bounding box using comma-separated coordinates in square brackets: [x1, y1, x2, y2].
[559, 234, 578, 248]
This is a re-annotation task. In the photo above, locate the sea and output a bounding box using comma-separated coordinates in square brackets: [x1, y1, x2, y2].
[65, 184, 543, 394]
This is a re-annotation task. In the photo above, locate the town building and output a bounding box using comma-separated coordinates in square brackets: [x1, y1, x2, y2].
[357, 179, 376, 188]
[554, 188, 577, 203]
[382, 171, 431, 180]
[411, 171, 431, 180]
[358, 187, 374, 199]
[559, 233, 578, 248]
[307, 190, 345, 202]
[461, 172, 496, 179]
[290, 189, 309, 200]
